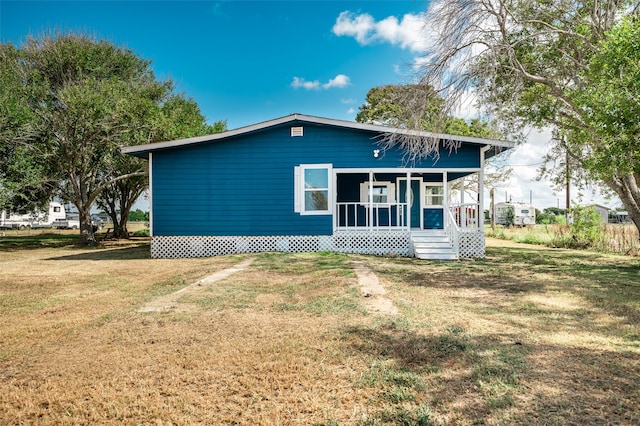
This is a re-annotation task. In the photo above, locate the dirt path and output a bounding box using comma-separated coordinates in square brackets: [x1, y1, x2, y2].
[352, 260, 398, 315]
[138, 258, 255, 313]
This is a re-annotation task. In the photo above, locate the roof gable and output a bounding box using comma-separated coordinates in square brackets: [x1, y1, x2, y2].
[122, 113, 515, 159]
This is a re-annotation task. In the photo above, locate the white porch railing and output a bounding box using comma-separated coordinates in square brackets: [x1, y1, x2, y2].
[335, 202, 409, 231]
[445, 207, 461, 259]
[450, 203, 481, 229]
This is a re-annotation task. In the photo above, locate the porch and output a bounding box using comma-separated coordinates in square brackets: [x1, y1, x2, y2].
[331, 169, 486, 260]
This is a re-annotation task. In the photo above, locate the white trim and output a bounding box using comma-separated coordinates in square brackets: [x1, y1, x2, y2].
[297, 164, 333, 215]
[294, 166, 301, 213]
[148, 152, 153, 237]
[359, 181, 396, 204]
[423, 183, 445, 207]
[335, 167, 481, 174]
[123, 113, 515, 157]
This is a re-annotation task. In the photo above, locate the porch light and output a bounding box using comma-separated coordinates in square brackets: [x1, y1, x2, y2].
[373, 149, 380, 158]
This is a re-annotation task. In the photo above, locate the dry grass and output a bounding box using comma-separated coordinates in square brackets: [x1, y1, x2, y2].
[1, 239, 639, 425]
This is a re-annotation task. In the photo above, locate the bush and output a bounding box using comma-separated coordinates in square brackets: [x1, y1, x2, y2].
[552, 206, 603, 248]
[132, 228, 150, 237]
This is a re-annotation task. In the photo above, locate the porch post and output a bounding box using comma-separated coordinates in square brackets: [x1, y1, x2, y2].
[478, 168, 484, 230]
[443, 171, 448, 224]
[460, 176, 466, 227]
[405, 171, 411, 229]
[369, 171, 374, 232]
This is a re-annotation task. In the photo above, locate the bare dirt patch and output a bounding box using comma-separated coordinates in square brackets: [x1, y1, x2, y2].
[352, 260, 398, 315]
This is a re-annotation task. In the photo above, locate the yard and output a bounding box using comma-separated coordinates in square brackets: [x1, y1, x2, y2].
[0, 237, 638, 425]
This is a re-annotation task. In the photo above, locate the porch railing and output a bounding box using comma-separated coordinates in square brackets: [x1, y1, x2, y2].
[450, 203, 481, 229]
[335, 202, 409, 231]
[445, 207, 461, 259]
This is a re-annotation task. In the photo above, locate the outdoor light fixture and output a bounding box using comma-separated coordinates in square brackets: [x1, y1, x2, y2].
[373, 149, 380, 158]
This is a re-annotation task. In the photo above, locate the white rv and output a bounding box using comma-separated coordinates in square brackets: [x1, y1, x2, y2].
[494, 202, 536, 226]
[0, 202, 67, 229]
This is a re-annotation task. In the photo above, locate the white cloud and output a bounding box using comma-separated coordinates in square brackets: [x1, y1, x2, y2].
[291, 74, 350, 91]
[341, 98, 357, 104]
[323, 74, 351, 89]
[332, 11, 429, 52]
[291, 76, 320, 90]
[347, 107, 356, 114]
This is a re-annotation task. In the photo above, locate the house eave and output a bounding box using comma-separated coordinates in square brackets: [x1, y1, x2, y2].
[122, 113, 515, 159]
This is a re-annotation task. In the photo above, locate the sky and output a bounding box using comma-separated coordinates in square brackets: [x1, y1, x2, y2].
[0, 0, 617, 211]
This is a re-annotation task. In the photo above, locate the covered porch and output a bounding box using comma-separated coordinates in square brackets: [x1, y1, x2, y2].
[331, 168, 485, 259]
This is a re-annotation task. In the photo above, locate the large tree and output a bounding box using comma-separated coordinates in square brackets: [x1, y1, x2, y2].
[1, 32, 224, 244]
[97, 95, 226, 239]
[411, 0, 640, 235]
[357, 84, 511, 195]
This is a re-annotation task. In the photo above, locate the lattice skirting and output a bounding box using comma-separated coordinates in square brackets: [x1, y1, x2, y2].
[151, 232, 411, 259]
[457, 230, 485, 259]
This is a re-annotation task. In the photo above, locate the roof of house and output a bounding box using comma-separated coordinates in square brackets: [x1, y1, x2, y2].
[122, 113, 515, 159]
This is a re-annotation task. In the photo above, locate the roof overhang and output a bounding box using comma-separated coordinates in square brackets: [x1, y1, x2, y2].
[122, 113, 515, 159]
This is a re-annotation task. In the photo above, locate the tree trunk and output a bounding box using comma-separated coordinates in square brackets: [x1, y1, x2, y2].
[604, 174, 640, 241]
[78, 208, 97, 246]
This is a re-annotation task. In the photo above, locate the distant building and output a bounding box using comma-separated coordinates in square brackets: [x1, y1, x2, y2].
[587, 204, 610, 223]
[494, 202, 536, 226]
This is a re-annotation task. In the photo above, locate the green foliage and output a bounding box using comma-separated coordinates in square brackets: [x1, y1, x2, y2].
[568, 206, 605, 248]
[1, 31, 225, 243]
[131, 228, 150, 237]
[356, 84, 498, 139]
[128, 209, 149, 222]
[505, 206, 515, 227]
[356, 84, 444, 128]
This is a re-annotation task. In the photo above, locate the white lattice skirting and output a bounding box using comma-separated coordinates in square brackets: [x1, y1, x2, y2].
[457, 230, 485, 258]
[151, 231, 411, 259]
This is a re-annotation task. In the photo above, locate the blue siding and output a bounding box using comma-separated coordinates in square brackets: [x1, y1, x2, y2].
[151, 121, 482, 236]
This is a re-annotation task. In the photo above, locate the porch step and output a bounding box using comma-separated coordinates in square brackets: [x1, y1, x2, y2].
[411, 231, 458, 260]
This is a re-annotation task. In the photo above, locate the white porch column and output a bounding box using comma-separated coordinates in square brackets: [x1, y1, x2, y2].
[148, 152, 153, 237]
[443, 171, 448, 223]
[460, 176, 466, 227]
[405, 171, 411, 229]
[480, 146, 490, 231]
[369, 171, 374, 231]
[478, 169, 484, 230]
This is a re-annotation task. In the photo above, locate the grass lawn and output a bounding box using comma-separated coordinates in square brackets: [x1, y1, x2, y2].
[0, 237, 638, 425]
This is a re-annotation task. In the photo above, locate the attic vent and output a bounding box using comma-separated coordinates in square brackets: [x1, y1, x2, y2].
[291, 126, 304, 137]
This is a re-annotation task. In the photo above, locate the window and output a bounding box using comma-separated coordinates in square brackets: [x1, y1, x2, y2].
[294, 164, 332, 215]
[424, 184, 444, 206]
[359, 181, 396, 204]
[53, 206, 61, 213]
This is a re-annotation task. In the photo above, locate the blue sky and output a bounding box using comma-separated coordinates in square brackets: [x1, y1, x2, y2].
[1, 0, 614, 209]
[1, 0, 431, 129]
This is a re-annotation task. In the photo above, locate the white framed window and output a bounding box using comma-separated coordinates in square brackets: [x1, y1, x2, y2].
[294, 164, 333, 215]
[359, 181, 396, 204]
[424, 184, 444, 206]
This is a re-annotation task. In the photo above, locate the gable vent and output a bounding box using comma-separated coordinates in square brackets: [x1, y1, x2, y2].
[291, 126, 304, 137]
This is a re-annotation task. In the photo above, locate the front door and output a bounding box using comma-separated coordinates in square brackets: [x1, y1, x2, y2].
[398, 178, 422, 229]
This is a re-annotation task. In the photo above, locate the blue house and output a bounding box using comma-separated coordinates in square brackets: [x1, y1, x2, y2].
[123, 114, 513, 260]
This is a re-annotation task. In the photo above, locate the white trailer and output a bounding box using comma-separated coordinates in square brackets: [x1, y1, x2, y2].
[494, 202, 536, 226]
[0, 202, 67, 229]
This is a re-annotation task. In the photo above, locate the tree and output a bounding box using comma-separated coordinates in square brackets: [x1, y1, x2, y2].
[1, 32, 225, 244]
[0, 44, 48, 212]
[357, 84, 512, 194]
[413, 0, 640, 237]
[97, 94, 226, 239]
